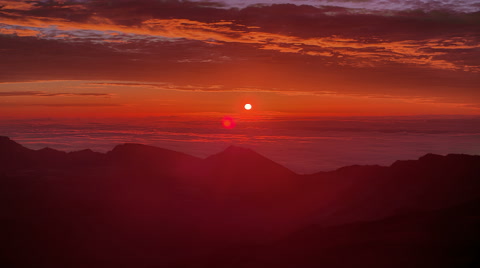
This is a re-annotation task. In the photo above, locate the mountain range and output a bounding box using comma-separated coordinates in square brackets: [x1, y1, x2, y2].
[0, 136, 479, 268]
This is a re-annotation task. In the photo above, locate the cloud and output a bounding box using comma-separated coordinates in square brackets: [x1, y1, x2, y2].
[86, 82, 168, 88]
[87, 82, 227, 92]
[206, 0, 480, 12]
[1, 12, 478, 71]
[19, 103, 123, 107]
[1, 1, 479, 72]
[0, 0, 36, 11]
[82, 81, 480, 110]
[0, 91, 112, 97]
[0, 25, 40, 36]
[0, 1, 478, 111]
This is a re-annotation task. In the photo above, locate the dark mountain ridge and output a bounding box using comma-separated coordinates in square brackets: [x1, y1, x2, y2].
[2, 135, 479, 177]
[1, 136, 479, 268]
[195, 198, 480, 268]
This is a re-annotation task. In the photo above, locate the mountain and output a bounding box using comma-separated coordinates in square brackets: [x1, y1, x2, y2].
[0, 136, 105, 169]
[205, 145, 295, 177]
[0, 136, 479, 268]
[202, 145, 297, 195]
[0, 136, 36, 169]
[106, 143, 203, 179]
[193, 199, 480, 268]
[300, 153, 480, 227]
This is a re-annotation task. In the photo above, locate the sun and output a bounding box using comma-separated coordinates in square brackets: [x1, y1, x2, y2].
[244, 103, 252, 110]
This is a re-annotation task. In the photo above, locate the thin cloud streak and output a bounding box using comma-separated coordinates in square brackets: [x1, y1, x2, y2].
[10, 103, 123, 107]
[83, 81, 480, 110]
[208, 0, 480, 12]
[0, 91, 112, 97]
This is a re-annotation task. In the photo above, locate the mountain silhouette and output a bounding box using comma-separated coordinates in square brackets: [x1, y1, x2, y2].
[195, 199, 480, 268]
[205, 145, 295, 177]
[0, 136, 479, 268]
[202, 145, 297, 196]
[107, 143, 203, 179]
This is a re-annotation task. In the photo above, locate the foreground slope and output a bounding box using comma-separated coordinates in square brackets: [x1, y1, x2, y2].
[193, 199, 480, 268]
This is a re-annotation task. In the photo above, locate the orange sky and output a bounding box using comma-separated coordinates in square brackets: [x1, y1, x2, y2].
[0, 80, 478, 119]
[0, 0, 479, 118]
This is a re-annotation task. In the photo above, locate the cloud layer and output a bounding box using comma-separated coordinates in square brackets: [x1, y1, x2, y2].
[0, 0, 479, 113]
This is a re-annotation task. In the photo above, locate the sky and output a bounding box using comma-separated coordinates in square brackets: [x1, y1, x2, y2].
[0, 0, 479, 171]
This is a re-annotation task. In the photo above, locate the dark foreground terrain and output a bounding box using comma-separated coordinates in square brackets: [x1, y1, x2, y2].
[1, 136, 479, 267]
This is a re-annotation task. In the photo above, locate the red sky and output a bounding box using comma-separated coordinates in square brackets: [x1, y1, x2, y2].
[0, 0, 479, 118]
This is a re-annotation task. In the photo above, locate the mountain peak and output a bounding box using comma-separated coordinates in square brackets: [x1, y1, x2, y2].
[223, 144, 257, 155]
[107, 142, 202, 169]
[206, 144, 295, 177]
[208, 144, 269, 162]
[0, 136, 11, 142]
[418, 153, 444, 162]
[38, 147, 65, 153]
[110, 142, 151, 152]
[0, 136, 19, 147]
[108, 143, 193, 158]
[0, 136, 31, 154]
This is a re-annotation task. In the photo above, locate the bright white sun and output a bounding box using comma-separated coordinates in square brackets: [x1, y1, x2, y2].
[244, 103, 252, 110]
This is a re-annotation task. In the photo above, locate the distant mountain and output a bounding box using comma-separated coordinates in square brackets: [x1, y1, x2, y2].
[0, 136, 36, 168]
[202, 145, 297, 195]
[0, 136, 479, 268]
[300, 153, 480, 227]
[205, 145, 295, 177]
[0, 136, 104, 169]
[107, 143, 203, 178]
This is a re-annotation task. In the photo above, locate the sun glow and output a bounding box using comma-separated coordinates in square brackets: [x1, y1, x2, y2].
[244, 103, 252, 110]
[222, 116, 235, 129]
